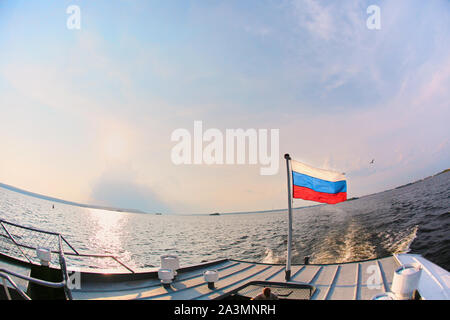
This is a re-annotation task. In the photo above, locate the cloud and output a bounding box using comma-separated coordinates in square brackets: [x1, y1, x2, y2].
[0, 0, 449, 213]
[89, 166, 170, 213]
[292, 0, 337, 41]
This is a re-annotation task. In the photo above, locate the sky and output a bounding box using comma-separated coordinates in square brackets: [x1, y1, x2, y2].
[0, 0, 449, 214]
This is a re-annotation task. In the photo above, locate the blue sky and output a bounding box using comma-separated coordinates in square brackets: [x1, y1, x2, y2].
[0, 0, 449, 213]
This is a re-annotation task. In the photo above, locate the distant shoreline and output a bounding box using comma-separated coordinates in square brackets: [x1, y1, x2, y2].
[0, 182, 146, 214]
[1, 168, 448, 216]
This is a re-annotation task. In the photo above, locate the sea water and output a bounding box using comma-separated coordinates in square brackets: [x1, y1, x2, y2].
[0, 172, 448, 271]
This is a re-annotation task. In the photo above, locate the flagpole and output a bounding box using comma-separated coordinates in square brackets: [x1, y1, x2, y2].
[284, 153, 293, 281]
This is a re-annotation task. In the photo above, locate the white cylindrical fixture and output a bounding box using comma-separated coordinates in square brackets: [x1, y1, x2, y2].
[158, 268, 174, 284]
[391, 264, 422, 300]
[204, 270, 219, 289]
[204, 270, 219, 283]
[36, 247, 51, 266]
[372, 292, 396, 300]
[161, 255, 179, 275]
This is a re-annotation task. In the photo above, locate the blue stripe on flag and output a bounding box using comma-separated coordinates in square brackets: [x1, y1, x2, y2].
[292, 171, 347, 194]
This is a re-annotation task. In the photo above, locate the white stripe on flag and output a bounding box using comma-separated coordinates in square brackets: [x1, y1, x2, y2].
[291, 160, 346, 182]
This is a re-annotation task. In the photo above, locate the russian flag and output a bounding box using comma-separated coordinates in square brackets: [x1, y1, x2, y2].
[291, 160, 347, 204]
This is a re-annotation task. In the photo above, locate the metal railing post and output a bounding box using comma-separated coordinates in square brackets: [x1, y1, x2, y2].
[58, 235, 73, 300]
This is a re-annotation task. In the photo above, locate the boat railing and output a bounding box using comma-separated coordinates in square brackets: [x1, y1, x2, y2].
[0, 267, 66, 300]
[0, 218, 135, 274]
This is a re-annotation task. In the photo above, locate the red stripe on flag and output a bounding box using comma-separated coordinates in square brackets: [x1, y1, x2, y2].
[293, 185, 347, 204]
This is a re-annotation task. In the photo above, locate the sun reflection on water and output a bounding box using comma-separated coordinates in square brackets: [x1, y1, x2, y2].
[87, 208, 132, 269]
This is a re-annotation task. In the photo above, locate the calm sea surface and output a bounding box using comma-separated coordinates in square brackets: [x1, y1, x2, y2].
[0, 171, 449, 271]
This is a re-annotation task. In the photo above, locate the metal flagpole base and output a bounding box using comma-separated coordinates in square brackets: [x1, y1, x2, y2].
[285, 270, 291, 281]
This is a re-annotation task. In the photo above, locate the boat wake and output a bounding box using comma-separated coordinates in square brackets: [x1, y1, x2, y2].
[0, 170, 448, 270]
[309, 220, 419, 264]
[262, 248, 283, 264]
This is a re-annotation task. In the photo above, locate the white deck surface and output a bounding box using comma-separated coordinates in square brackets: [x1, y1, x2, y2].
[71, 255, 412, 300]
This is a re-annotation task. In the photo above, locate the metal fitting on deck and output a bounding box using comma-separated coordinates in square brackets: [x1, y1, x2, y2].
[204, 270, 219, 289]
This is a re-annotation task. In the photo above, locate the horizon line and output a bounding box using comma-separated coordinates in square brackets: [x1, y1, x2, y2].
[0, 168, 448, 216]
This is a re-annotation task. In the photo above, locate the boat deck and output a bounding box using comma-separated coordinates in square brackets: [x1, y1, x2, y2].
[2, 217, 448, 300]
[71, 255, 401, 300]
